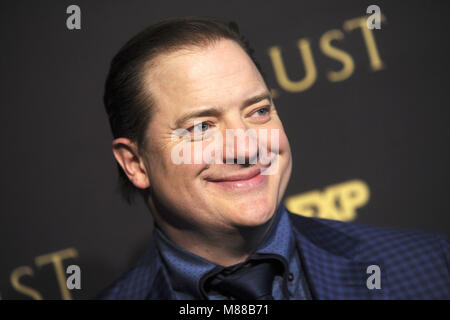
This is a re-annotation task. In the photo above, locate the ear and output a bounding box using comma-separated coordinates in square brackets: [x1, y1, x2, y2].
[112, 138, 150, 189]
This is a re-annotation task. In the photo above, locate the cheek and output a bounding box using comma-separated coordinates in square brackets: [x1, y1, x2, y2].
[260, 125, 291, 157]
[278, 130, 292, 178]
[271, 116, 291, 156]
[150, 142, 207, 190]
[278, 130, 291, 156]
[269, 125, 292, 177]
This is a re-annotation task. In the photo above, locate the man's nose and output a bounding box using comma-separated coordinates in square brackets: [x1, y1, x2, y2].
[221, 118, 259, 165]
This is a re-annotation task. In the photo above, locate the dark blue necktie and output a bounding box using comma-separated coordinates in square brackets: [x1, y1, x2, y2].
[200, 253, 290, 300]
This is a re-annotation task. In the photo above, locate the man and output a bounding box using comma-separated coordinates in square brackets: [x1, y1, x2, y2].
[98, 17, 449, 300]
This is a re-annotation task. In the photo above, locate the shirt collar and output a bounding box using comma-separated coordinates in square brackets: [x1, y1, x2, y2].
[154, 204, 295, 299]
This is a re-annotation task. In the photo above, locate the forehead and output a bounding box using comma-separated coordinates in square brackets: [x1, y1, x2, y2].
[143, 39, 267, 117]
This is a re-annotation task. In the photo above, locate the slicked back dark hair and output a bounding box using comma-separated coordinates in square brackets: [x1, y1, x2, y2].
[103, 16, 267, 204]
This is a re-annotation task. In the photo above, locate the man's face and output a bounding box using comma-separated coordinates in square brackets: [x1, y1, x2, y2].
[141, 39, 292, 233]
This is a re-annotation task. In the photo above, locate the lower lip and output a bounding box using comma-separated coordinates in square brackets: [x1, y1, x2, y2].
[209, 172, 267, 190]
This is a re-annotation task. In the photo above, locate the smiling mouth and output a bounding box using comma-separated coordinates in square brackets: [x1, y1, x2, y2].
[205, 166, 268, 190]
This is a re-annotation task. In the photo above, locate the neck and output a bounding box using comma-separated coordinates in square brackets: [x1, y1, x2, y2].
[147, 199, 276, 267]
[145, 189, 279, 266]
[155, 218, 274, 266]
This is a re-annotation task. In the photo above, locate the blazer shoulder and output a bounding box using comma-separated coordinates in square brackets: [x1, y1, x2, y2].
[288, 212, 450, 298]
[94, 240, 162, 300]
[95, 267, 138, 300]
[288, 211, 449, 251]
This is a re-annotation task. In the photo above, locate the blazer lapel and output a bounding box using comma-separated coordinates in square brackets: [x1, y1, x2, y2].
[289, 213, 389, 300]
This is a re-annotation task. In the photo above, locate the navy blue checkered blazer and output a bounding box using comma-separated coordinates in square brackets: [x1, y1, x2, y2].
[97, 207, 450, 299]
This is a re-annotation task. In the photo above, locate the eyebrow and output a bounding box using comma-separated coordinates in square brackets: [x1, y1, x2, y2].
[174, 92, 272, 128]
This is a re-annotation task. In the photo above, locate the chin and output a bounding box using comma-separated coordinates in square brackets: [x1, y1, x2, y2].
[230, 199, 276, 227]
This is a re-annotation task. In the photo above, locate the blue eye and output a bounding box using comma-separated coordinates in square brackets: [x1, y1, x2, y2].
[256, 108, 268, 115]
[254, 107, 270, 117]
[190, 122, 210, 132]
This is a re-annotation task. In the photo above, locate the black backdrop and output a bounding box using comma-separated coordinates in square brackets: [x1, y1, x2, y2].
[1, 0, 449, 300]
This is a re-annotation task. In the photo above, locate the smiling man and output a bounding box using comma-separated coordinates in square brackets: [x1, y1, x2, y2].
[98, 17, 449, 300]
